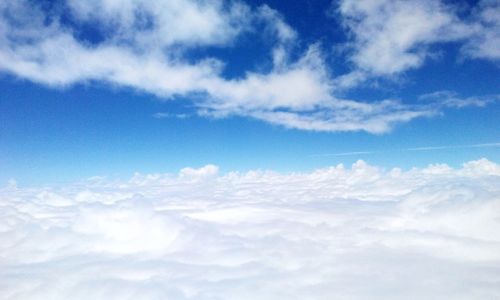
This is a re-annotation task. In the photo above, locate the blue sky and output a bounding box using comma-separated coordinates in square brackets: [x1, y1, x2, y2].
[0, 0, 499, 184]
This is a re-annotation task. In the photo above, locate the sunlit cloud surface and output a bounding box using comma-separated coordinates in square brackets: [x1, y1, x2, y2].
[1, 159, 500, 299]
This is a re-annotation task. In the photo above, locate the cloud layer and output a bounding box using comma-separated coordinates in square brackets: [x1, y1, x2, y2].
[0, 0, 498, 133]
[1, 159, 500, 299]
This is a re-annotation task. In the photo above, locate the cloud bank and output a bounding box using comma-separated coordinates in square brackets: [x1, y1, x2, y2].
[0, 0, 498, 133]
[1, 159, 500, 299]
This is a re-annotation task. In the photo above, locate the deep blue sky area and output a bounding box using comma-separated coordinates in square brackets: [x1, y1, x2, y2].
[0, 0, 499, 185]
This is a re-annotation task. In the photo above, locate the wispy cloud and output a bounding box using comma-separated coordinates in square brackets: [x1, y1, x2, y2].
[337, 0, 469, 75]
[419, 90, 499, 108]
[461, 0, 500, 61]
[0, 0, 497, 133]
[152, 112, 190, 119]
[407, 142, 500, 151]
[334, 0, 499, 86]
[313, 142, 500, 157]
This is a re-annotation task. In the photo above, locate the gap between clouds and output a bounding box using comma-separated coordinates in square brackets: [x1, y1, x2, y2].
[1, 159, 500, 299]
[0, 0, 498, 133]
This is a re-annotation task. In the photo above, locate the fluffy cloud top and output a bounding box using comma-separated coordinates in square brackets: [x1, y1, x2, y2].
[1, 159, 500, 299]
[0, 0, 498, 133]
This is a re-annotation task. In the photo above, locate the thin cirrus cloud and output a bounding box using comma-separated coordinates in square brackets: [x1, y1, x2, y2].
[311, 142, 500, 157]
[152, 112, 190, 119]
[0, 0, 498, 133]
[1, 159, 500, 299]
[419, 90, 500, 108]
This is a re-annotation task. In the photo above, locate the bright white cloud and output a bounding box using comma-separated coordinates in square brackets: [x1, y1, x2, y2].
[1, 159, 500, 299]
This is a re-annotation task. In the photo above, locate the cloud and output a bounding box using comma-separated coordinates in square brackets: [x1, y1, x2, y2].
[336, 0, 499, 77]
[419, 90, 500, 108]
[1, 0, 490, 134]
[312, 142, 500, 157]
[152, 112, 190, 119]
[1, 159, 500, 299]
[461, 0, 500, 61]
[336, 0, 461, 75]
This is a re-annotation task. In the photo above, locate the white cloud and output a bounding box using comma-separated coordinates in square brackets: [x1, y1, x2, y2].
[336, 0, 499, 77]
[312, 142, 500, 158]
[461, 0, 500, 61]
[419, 90, 500, 108]
[0, 0, 470, 133]
[1, 159, 500, 299]
[337, 0, 471, 75]
[152, 112, 189, 119]
[65, 0, 250, 48]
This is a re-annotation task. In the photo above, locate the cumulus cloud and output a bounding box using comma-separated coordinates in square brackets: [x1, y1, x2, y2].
[1, 159, 500, 299]
[1, 0, 494, 133]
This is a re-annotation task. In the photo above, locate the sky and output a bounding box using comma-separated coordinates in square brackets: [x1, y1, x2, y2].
[1, 1, 500, 299]
[0, 0, 499, 184]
